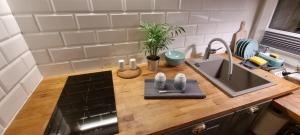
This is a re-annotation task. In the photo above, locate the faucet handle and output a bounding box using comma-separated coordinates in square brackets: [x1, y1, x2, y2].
[209, 47, 223, 54]
[203, 47, 222, 60]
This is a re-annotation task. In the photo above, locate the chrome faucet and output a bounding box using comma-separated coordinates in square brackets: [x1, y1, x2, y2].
[203, 38, 233, 79]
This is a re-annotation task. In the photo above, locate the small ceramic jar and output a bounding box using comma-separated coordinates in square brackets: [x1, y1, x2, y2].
[118, 59, 125, 71]
[129, 58, 137, 70]
[154, 72, 166, 90]
[174, 73, 187, 91]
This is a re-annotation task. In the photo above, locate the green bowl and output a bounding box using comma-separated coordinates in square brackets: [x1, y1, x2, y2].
[164, 50, 186, 66]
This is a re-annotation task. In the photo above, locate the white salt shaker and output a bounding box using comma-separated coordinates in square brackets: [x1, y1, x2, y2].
[174, 73, 187, 91]
[129, 58, 137, 70]
[154, 72, 166, 90]
[118, 59, 125, 71]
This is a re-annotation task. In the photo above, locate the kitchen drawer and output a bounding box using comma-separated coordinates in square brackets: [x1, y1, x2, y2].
[164, 113, 233, 135]
[229, 100, 271, 135]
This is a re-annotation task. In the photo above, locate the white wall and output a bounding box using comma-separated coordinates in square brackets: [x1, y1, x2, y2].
[6, 0, 261, 77]
[0, 0, 42, 134]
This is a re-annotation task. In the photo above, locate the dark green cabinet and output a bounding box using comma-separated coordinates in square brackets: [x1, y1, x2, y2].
[229, 101, 271, 135]
[165, 101, 271, 135]
[164, 113, 234, 135]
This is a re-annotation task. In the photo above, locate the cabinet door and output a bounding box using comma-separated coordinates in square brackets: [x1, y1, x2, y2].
[229, 101, 271, 135]
[165, 113, 233, 135]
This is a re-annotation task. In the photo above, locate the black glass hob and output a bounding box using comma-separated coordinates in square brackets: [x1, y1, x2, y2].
[44, 71, 119, 135]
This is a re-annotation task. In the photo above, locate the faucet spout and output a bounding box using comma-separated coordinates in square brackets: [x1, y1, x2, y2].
[203, 38, 233, 78]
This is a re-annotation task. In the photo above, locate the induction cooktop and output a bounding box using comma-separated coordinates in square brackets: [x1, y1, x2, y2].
[44, 71, 119, 135]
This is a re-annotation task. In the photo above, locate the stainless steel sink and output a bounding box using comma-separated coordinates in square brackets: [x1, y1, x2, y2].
[186, 56, 275, 97]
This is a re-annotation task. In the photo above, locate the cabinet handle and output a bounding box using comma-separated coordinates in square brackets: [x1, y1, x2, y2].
[192, 123, 206, 134]
[249, 106, 259, 114]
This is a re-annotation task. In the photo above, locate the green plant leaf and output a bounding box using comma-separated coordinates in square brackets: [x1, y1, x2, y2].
[139, 22, 186, 58]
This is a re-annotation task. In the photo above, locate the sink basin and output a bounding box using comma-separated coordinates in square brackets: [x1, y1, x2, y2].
[186, 56, 275, 97]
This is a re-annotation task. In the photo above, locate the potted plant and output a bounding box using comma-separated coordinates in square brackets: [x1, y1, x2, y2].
[139, 23, 185, 71]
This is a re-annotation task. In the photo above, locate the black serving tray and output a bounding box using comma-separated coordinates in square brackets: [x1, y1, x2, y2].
[144, 79, 206, 99]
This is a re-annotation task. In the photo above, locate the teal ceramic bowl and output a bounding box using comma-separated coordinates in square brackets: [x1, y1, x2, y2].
[164, 50, 186, 66]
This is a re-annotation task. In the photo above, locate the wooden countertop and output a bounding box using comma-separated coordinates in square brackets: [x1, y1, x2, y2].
[4, 56, 300, 135]
[274, 89, 300, 123]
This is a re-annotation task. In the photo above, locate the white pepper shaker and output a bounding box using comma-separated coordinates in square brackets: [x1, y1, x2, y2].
[174, 73, 187, 91]
[154, 72, 166, 90]
[118, 59, 125, 71]
[129, 58, 137, 70]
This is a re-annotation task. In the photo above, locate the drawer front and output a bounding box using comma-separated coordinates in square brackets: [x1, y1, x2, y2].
[165, 113, 233, 135]
[229, 100, 271, 135]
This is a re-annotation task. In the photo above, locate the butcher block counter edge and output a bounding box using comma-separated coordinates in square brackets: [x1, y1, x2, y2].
[274, 89, 300, 124]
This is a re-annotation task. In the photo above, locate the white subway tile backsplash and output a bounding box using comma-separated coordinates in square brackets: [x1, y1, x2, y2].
[155, 0, 179, 10]
[127, 28, 146, 41]
[21, 51, 36, 69]
[49, 47, 85, 62]
[221, 33, 234, 43]
[15, 15, 39, 33]
[0, 34, 28, 62]
[216, 22, 240, 33]
[38, 62, 73, 76]
[0, 84, 27, 126]
[101, 56, 127, 67]
[169, 37, 185, 49]
[204, 33, 223, 44]
[126, 0, 153, 11]
[7, 0, 51, 13]
[92, 0, 123, 11]
[1, 15, 21, 36]
[24, 32, 64, 50]
[203, 0, 244, 10]
[197, 23, 217, 34]
[85, 44, 113, 58]
[185, 35, 205, 47]
[111, 13, 139, 27]
[128, 53, 146, 64]
[97, 29, 126, 43]
[182, 25, 197, 36]
[62, 31, 97, 46]
[0, 21, 8, 41]
[52, 0, 90, 12]
[31, 50, 52, 64]
[0, 53, 7, 69]
[0, 0, 42, 130]
[113, 42, 140, 56]
[4, 0, 260, 78]
[76, 14, 110, 29]
[20, 67, 42, 94]
[35, 14, 76, 31]
[184, 45, 206, 58]
[140, 12, 165, 24]
[0, 87, 5, 101]
[0, 59, 29, 92]
[210, 11, 244, 22]
[181, 0, 202, 10]
[166, 12, 189, 25]
[189, 12, 209, 24]
[71, 58, 101, 72]
[0, 0, 11, 15]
